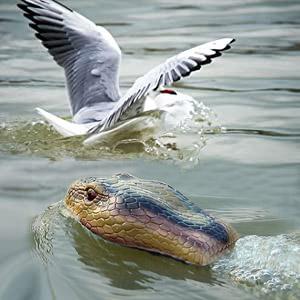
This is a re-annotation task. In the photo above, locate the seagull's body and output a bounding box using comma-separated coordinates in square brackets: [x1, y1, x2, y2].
[18, 0, 235, 144]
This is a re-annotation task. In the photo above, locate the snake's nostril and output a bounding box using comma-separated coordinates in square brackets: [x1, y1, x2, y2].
[87, 188, 97, 201]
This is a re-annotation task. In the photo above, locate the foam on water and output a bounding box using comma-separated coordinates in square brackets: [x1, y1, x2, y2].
[0, 99, 215, 164]
[213, 234, 300, 297]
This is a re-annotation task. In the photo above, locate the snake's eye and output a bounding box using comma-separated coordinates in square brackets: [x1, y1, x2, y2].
[87, 188, 97, 201]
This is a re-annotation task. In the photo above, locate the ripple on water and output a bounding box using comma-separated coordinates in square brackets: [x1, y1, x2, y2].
[33, 202, 300, 299]
[0, 101, 215, 164]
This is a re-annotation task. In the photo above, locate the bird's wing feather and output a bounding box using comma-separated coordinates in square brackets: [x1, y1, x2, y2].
[18, 0, 121, 117]
[89, 38, 235, 133]
[35, 107, 93, 137]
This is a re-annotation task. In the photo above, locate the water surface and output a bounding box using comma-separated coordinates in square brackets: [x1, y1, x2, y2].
[0, 0, 299, 299]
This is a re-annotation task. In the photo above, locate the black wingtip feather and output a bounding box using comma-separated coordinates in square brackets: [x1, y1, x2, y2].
[26, 14, 63, 29]
[18, 3, 36, 18]
[17, 3, 27, 11]
[18, 0, 73, 13]
[29, 22, 63, 34]
[29, 22, 38, 31]
[200, 57, 212, 66]
[209, 51, 222, 59]
[52, 0, 73, 12]
[35, 32, 49, 41]
[18, 1, 42, 11]
[23, 12, 36, 23]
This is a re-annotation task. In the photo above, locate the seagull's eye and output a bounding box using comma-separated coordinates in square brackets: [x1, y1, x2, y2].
[86, 188, 97, 201]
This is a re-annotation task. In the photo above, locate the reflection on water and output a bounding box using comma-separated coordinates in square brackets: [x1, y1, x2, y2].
[69, 222, 214, 290]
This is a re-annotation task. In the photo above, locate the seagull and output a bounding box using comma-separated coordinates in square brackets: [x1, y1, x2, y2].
[18, 0, 235, 144]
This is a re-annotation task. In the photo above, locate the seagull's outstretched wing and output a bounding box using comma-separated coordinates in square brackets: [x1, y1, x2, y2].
[89, 38, 235, 134]
[18, 0, 121, 117]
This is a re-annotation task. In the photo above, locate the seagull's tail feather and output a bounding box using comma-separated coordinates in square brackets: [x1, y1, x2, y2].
[35, 107, 90, 137]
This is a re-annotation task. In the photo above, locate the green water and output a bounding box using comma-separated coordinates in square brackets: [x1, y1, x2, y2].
[0, 0, 299, 299]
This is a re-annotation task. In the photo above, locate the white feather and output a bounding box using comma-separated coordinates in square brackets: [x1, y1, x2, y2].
[35, 107, 93, 137]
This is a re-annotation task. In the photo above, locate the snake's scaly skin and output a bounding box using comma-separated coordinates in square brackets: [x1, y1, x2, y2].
[65, 174, 238, 265]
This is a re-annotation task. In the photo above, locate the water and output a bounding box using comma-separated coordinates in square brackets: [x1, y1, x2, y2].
[0, 0, 299, 299]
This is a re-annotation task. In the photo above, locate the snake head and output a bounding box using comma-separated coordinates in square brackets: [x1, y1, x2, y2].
[64, 174, 238, 266]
